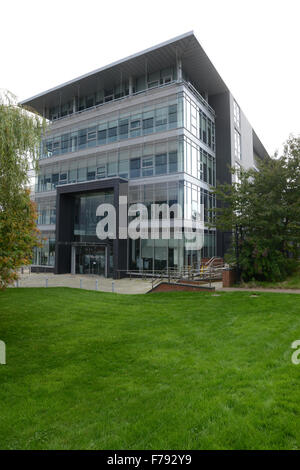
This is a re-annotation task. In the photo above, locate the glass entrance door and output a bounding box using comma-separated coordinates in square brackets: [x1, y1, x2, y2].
[75, 245, 106, 276]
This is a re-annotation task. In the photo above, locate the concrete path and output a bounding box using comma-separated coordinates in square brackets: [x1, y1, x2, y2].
[217, 286, 300, 295]
[11, 274, 300, 295]
[12, 273, 153, 295]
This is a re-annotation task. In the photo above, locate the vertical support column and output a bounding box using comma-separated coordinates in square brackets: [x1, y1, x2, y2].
[176, 56, 182, 82]
[145, 58, 148, 89]
[71, 245, 76, 274]
[129, 76, 133, 95]
[73, 96, 76, 114]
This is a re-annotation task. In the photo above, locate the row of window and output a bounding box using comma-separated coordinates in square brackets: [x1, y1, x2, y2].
[48, 66, 177, 120]
[33, 233, 55, 266]
[183, 92, 216, 151]
[37, 142, 215, 194]
[42, 102, 179, 159]
[37, 150, 181, 193]
[32, 231, 216, 269]
[42, 93, 216, 161]
[128, 230, 216, 272]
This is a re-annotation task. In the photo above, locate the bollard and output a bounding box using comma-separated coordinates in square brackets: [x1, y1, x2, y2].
[95, 279, 98, 291]
[16, 280, 19, 288]
[80, 278, 83, 289]
[112, 281, 115, 293]
[45, 278, 48, 288]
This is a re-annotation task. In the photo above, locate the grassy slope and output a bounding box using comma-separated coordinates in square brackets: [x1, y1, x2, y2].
[0, 288, 299, 450]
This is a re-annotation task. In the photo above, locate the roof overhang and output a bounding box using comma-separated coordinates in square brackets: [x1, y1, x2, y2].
[20, 31, 228, 115]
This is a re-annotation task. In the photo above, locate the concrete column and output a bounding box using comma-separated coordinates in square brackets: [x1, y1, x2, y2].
[73, 96, 76, 113]
[71, 245, 76, 274]
[177, 57, 182, 82]
[129, 76, 133, 95]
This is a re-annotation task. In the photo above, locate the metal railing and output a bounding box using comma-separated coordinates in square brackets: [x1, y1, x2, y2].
[116, 260, 225, 290]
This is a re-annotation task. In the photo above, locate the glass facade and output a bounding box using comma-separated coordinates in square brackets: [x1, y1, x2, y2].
[33, 232, 56, 266]
[37, 197, 56, 225]
[234, 129, 241, 160]
[74, 191, 114, 241]
[128, 180, 216, 271]
[42, 95, 181, 159]
[36, 137, 215, 193]
[34, 83, 217, 271]
[48, 66, 177, 121]
[182, 91, 215, 151]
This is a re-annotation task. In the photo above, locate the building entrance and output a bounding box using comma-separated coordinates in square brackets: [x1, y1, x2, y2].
[75, 245, 106, 276]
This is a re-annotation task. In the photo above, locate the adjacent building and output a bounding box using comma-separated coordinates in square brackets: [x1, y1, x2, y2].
[21, 31, 268, 277]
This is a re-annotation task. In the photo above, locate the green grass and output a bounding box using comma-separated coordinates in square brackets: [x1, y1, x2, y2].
[0, 288, 300, 450]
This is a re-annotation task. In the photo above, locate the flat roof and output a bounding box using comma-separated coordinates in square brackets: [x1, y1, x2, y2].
[20, 31, 229, 114]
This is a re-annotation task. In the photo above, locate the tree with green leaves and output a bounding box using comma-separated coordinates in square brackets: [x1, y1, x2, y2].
[0, 91, 45, 289]
[211, 136, 300, 282]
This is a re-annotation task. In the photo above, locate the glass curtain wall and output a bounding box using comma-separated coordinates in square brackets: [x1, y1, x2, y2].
[128, 181, 216, 271]
[36, 138, 184, 193]
[36, 197, 56, 225]
[182, 91, 215, 152]
[33, 232, 56, 266]
[48, 66, 177, 121]
[42, 94, 183, 159]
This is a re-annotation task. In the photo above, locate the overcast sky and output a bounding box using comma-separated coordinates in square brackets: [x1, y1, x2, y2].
[1, 0, 299, 156]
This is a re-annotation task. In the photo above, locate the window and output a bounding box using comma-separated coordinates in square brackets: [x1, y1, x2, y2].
[107, 161, 117, 177]
[169, 151, 178, 173]
[52, 138, 61, 156]
[119, 119, 129, 139]
[87, 168, 96, 180]
[97, 125, 107, 145]
[87, 127, 96, 148]
[234, 129, 241, 160]
[130, 158, 141, 178]
[201, 114, 207, 143]
[119, 160, 129, 178]
[97, 165, 106, 179]
[233, 100, 240, 128]
[235, 162, 241, 184]
[130, 116, 141, 137]
[142, 157, 154, 177]
[207, 120, 212, 147]
[59, 172, 67, 184]
[108, 121, 117, 142]
[155, 153, 167, 175]
[86, 95, 94, 109]
[78, 129, 87, 150]
[143, 112, 154, 134]
[168, 104, 177, 128]
[155, 107, 168, 131]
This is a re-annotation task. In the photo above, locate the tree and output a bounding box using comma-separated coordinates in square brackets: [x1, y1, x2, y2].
[0, 91, 45, 289]
[211, 136, 300, 282]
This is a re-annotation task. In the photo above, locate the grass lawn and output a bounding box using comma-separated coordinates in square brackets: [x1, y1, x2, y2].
[0, 288, 299, 450]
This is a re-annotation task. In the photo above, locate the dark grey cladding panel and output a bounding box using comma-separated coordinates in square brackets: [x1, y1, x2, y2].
[55, 178, 128, 277]
[209, 91, 232, 186]
[209, 91, 232, 258]
[56, 177, 128, 196]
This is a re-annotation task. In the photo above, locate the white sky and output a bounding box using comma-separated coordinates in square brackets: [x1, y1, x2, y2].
[1, 0, 299, 156]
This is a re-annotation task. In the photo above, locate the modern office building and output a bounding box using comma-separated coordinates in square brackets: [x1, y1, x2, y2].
[21, 31, 268, 277]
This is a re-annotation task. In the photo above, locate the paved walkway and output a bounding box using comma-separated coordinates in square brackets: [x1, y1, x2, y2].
[217, 286, 300, 294]
[11, 273, 300, 295]
[13, 273, 153, 295]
